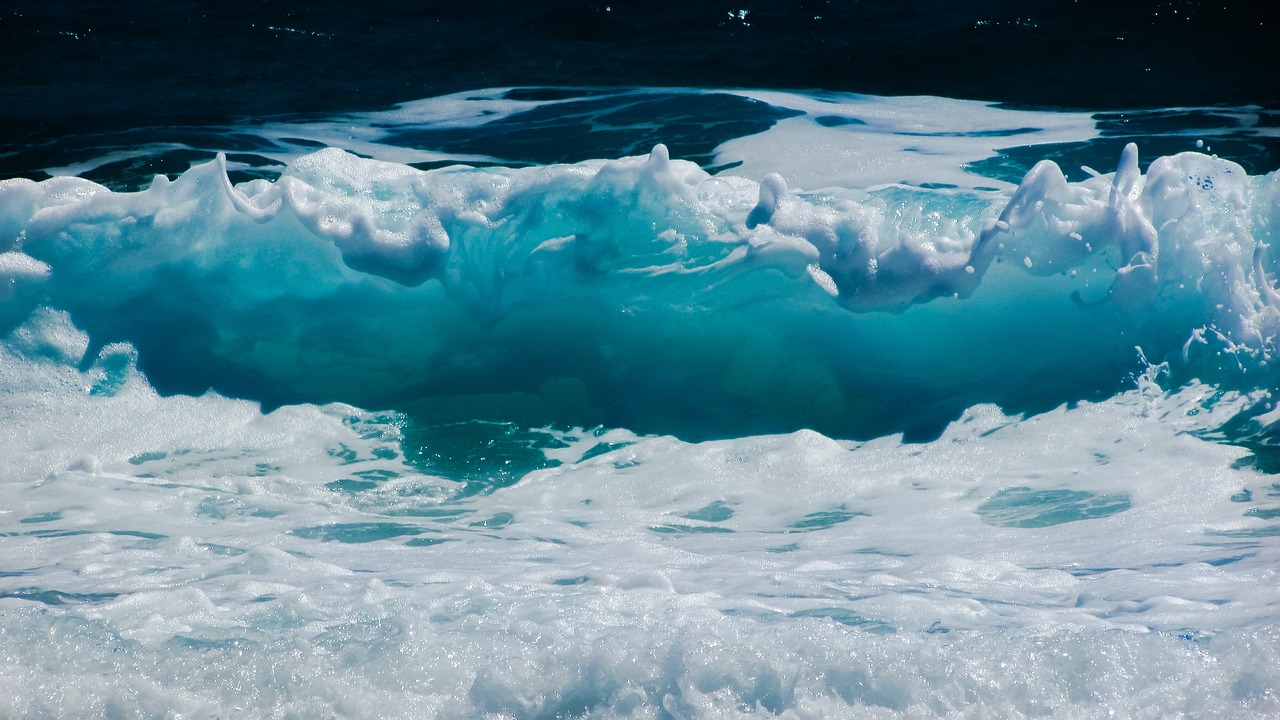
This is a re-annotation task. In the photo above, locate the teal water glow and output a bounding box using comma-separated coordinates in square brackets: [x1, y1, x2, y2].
[977, 487, 1132, 528]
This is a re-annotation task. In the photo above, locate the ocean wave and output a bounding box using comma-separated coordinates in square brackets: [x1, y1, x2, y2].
[4, 81, 1280, 718]
[2, 135, 1278, 439]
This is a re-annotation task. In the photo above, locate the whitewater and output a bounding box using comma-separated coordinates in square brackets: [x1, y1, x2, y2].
[1, 88, 1279, 718]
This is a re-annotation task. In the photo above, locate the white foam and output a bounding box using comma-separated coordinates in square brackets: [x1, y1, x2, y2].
[713, 90, 1098, 191]
[0, 320, 1277, 716]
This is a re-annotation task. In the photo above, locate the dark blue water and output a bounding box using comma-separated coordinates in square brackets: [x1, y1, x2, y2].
[2, 0, 1276, 157]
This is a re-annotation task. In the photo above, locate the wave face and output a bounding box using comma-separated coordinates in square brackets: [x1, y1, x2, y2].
[3, 88, 1280, 718]
[4, 89, 1280, 439]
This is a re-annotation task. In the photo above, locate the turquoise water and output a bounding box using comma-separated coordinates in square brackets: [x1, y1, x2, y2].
[2, 88, 1279, 717]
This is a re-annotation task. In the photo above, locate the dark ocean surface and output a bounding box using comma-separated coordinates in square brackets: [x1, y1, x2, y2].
[3, 0, 1277, 138]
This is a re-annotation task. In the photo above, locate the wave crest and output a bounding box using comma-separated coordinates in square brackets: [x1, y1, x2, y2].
[2, 141, 1277, 438]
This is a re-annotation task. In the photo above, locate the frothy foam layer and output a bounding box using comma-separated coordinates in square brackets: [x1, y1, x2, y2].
[3, 136, 1279, 438]
[1, 313, 1278, 717]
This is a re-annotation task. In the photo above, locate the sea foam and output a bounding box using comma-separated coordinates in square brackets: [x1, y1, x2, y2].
[1, 313, 1277, 717]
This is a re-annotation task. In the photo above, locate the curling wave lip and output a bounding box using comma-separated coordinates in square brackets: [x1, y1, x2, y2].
[1, 134, 1277, 439]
